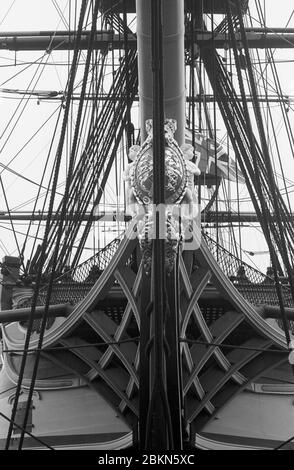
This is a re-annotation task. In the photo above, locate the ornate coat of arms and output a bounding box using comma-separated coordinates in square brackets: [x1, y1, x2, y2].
[124, 119, 200, 275]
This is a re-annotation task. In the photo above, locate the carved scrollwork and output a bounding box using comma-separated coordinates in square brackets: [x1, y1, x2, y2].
[124, 119, 200, 275]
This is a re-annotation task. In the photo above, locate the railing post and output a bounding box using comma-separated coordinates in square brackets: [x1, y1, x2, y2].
[0, 256, 20, 311]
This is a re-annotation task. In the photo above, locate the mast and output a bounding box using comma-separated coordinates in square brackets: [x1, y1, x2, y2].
[136, 0, 185, 449]
[136, 0, 185, 144]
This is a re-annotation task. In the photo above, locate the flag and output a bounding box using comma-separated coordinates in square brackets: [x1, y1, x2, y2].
[185, 129, 245, 184]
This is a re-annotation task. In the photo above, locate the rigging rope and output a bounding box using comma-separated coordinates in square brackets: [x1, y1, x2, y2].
[233, 1, 294, 341]
[29, 11, 138, 274]
[0, 0, 16, 27]
[179, 338, 288, 355]
[0, 175, 23, 268]
[0, 411, 54, 450]
[16, 0, 96, 450]
[196, 5, 294, 349]
[2, 336, 140, 354]
[4, 0, 90, 450]
[144, 0, 173, 449]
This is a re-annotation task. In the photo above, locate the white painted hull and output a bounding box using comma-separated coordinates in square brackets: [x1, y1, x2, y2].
[0, 363, 131, 450]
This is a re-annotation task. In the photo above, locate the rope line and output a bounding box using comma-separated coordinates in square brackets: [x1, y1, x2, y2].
[2, 337, 140, 355]
[0, 411, 54, 450]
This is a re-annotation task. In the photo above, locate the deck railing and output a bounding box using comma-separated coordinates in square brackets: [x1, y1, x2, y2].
[20, 230, 293, 310]
[203, 232, 293, 308]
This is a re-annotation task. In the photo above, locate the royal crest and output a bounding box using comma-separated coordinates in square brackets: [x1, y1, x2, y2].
[124, 119, 200, 275]
[130, 119, 188, 205]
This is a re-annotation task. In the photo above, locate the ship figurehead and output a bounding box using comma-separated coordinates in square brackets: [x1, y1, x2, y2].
[124, 118, 200, 275]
